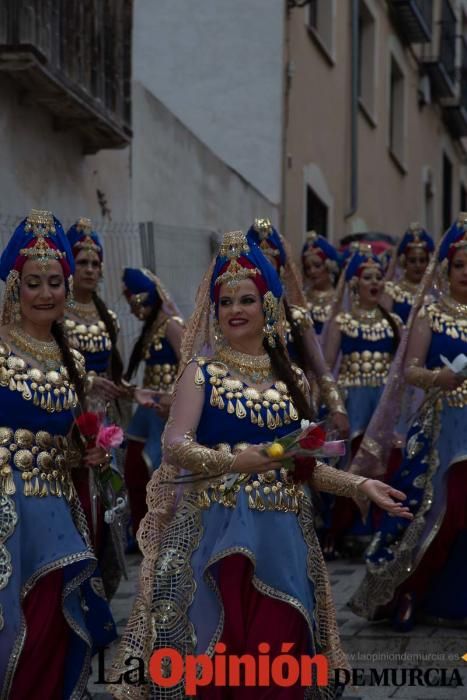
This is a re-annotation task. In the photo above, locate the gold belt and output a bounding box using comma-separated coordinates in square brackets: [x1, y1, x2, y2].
[440, 378, 467, 408]
[144, 363, 178, 392]
[196, 442, 303, 514]
[0, 427, 74, 500]
[338, 350, 391, 387]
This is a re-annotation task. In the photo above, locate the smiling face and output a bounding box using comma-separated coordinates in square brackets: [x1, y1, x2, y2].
[404, 247, 429, 284]
[303, 253, 331, 290]
[356, 265, 384, 307]
[217, 278, 265, 350]
[449, 248, 467, 303]
[73, 249, 101, 294]
[19, 259, 66, 326]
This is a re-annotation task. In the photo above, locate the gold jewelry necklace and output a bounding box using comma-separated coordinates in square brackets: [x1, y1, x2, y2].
[352, 303, 382, 322]
[440, 294, 467, 319]
[8, 326, 62, 369]
[72, 299, 98, 321]
[217, 346, 273, 383]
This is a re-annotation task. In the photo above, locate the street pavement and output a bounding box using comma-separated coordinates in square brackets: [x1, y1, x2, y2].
[89, 555, 466, 699]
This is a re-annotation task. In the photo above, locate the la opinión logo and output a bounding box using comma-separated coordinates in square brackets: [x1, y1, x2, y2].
[149, 643, 329, 695]
[96, 643, 329, 693]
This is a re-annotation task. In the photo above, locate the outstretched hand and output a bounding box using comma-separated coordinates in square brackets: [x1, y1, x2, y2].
[359, 479, 414, 520]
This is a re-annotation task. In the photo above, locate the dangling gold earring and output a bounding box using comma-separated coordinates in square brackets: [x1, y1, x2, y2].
[211, 304, 225, 349]
[1, 270, 21, 325]
[66, 275, 76, 309]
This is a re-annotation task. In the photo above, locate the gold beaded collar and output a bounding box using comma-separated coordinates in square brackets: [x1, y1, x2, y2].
[439, 294, 467, 319]
[216, 346, 273, 384]
[69, 300, 99, 322]
[8, 326, 62, 370]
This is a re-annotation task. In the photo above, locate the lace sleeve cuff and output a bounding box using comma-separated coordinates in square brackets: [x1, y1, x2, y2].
[310, 461, 368, 498]
[165, 432, 236, 477]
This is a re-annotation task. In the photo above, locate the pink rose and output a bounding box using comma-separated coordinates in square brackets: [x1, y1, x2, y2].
[96, 424, 124, 450]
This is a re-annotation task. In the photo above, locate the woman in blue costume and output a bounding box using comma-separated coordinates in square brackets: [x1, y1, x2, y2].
[301, 232, 341, 337]
[65, 217, 124, 406]
[110, 230, 412, 699]
[0, 209, 115, 699]
[246, 218, 349, 438]
[383, 223, 434, 324]
[322, 247, 402, 555]
[350, 213, 467, 630]
[65, 218, 127, 600]
[122, 267, 184, 537]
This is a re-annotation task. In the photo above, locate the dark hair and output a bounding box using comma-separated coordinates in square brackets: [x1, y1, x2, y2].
[377, 304, 400, 351]
[283, 299, 310, 374]
[125, 298, 163, 381]
[51, 321, 87, 458]
[92, 291, 123, 384]
[51, 320, 86, 407]
[263, 336, 314, 421]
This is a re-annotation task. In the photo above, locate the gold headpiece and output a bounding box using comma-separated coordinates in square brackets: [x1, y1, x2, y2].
[19, 209, 65, 270]
[75, 217, 93, 234]
[73, 217, 101, 256]
[253, 218, 273, 239]
[303, 230, 321, 259]
[215, 231, 259, 288]
[305, 230, 318, 243]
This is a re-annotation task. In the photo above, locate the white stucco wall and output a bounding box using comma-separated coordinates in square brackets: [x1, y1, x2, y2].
[0, 75, 132, 225]
[133, 0, 285, 205]
[131, 81, 278, 317]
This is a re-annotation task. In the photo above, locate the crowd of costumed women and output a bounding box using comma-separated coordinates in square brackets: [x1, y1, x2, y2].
[1, 209, 465, 699]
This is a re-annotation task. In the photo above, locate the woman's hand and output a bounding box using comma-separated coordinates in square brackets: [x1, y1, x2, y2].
[330, 411, 350, 438]
[358, 479, 414, 520]
[134, 388, 160, 407]
[91, 376, 124, 401]
[153, 393, 172, 419]
[434, 367, 465, 392]
[231, 446, 282, 474]
[84, 445, 110, 468]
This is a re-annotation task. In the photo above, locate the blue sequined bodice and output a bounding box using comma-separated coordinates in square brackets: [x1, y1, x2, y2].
[194, 358, 302, 448]
[425, 301, 467, 369]
[336, 310, 398, 387]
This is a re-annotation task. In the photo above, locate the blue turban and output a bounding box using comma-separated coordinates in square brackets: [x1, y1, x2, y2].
[398, 225, 434, 257]
[0, 209, 74, 281]
[439, 215, 467, 263]
[67, 218, 103, 260]
[122, 267, 160, 307]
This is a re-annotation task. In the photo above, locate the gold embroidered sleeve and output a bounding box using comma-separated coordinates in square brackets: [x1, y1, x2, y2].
[318, 373, 347, 415]
[405, 358, 440, 391]
[165, 432, 236, 477]
[310, 461, 368, 498]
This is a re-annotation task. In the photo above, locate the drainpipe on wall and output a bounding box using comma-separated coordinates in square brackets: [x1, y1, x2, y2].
[345, 0, 359, 220]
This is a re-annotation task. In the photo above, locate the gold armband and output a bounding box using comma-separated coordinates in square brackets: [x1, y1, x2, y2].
[165, 433, 236, 477]
[319, 374, 347, 415]
[310, 461, 368, 498]
[405, 362, 440, 391]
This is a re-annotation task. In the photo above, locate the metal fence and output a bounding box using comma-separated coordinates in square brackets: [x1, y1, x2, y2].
[0, 214, 214, 365]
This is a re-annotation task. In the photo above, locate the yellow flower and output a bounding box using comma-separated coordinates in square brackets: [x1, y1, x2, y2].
[266, 442, 285, 458]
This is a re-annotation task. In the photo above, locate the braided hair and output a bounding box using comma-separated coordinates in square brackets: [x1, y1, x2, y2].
[377, 304, 400, 351]
[125, 297, 163, 381]
[263, 336, 314, 421]
[92, 291, 124, 384]
[283, 299, 311, 373]
[51, 320, 85, 407]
